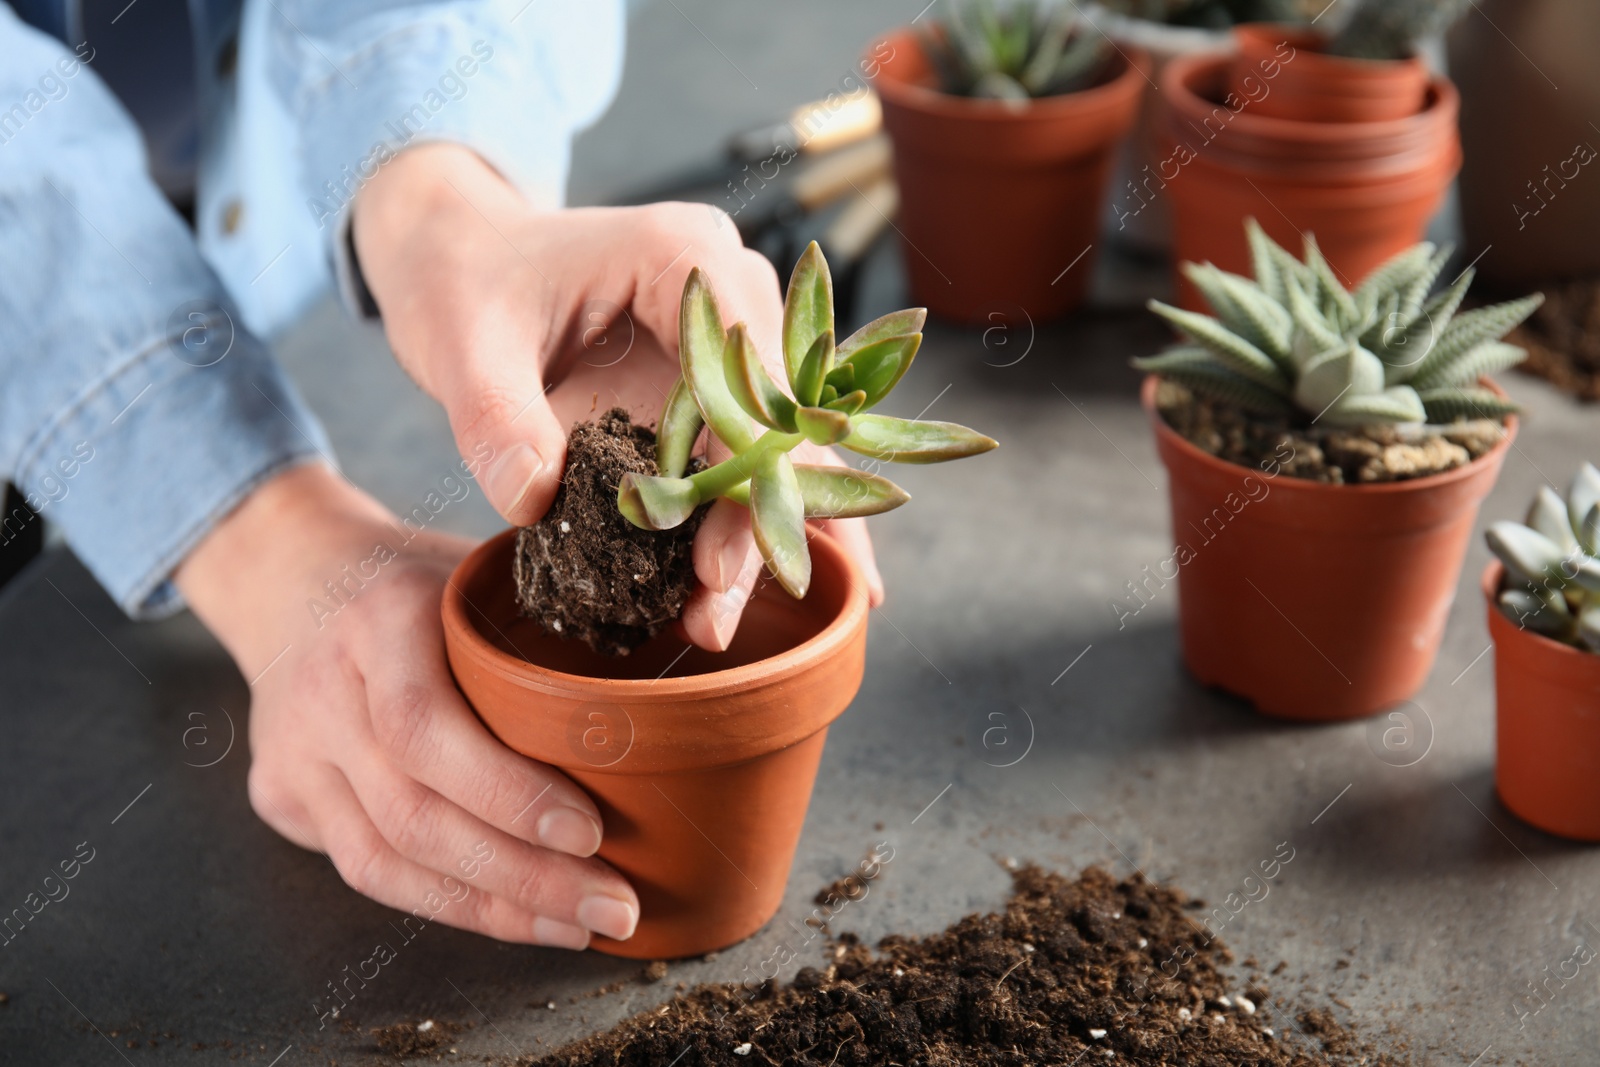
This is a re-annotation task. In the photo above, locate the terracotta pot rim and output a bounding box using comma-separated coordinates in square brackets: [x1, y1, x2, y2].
[1234, 23, 1426, 75]
[1163, 51, 1456, 146]
[1482, 560, 1600, 664]
[869, 28, 1148, 123]
[1139, 375, 1519, 497]
[442, 528, 870, 703]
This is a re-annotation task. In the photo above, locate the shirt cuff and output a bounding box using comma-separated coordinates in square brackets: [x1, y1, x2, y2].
[300, 24, 584, 320]
[18, 316, 334, 619]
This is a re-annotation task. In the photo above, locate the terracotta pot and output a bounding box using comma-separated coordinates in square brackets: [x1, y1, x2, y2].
[1484, 562, 1600, 841]
[442, 528, 869, 958]
[1160, 52, 1459, 309]
[1142, 376, 1514, 721]
[1229, 25, 1428, 124]
[869, 29, 1146, 323]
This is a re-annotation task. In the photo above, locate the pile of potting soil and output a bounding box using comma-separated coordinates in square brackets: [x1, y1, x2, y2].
[523, 865, 1406, 1067]
[514, 409, 704, 656]
[1156, 382, 1504, 485]
[1506, 277, 1600, 402]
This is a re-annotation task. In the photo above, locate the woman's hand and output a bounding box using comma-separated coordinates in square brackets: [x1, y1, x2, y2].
[176, 464, 638, 949]
[351, 144, 885, 651]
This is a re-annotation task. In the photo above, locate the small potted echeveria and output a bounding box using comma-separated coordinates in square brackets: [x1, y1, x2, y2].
[1132, 219, 1542, 721]
[442, 243, 995, 959]
[1483, 465, 1600, 841]
[866, 0, 1146, 322]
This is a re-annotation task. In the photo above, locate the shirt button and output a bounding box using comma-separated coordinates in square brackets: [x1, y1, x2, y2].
[220, 199, 244, 236]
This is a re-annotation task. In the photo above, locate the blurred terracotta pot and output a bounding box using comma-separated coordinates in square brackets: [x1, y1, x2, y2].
[1485, 562, 1600, 841]
[1161, 52, 1459, 309]
[1229, 25, 1428, 123]
[1143, 376, 1514, 721]
[442, 528, 868, 959]
[869, 29, 1146, 323]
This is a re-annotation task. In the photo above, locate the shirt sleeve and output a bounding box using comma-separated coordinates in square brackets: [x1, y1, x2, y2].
[0, 5, 335, 619]
[259, 0, 625, 317]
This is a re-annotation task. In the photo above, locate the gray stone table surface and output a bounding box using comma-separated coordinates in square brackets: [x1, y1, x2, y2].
[2, 2, 1596, 1064]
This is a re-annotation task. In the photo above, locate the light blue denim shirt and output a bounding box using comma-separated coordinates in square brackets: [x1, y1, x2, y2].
[0, 0, 624, 618]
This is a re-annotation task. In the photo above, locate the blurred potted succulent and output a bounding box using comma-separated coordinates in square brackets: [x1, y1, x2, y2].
[1133, 219, 1542, 720]
[442, 243, 995, 959]
[1482, 465, 1600, 841]
[1089, 0, 1310, 252]
[1160, 0, 1468, 308]
[867, 0, 1147, 322]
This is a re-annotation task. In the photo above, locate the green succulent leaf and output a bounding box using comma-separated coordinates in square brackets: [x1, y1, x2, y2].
[1568, 464, 1600, 545]
[1285, 273, 1344, 360]
[841, 414, 998, 464]
[1131, 349, 1292, 415]
[841, 332, 920, 409]
[824, 361, 857, 394]
[1527, 485, 1579, 553]
[617, 472, 702, 532]
[824, 388, 869, 415]
[1579, 602, 1600, 653]
[1498, 588, 1572, 637]
[793, 464, 911, 519]
[1146, 300, 1287, 393]
[655, 375, 704, 479]
[1245, 218, 1287, 305]
[1293, 343, 1386, 416]
[1417, 387, 1518, 424]
[1411, 340, 1527, 391]
[723, 322, 798, 432]
[1354, 242, 1435, 309]
[680, 268, 756, 453]
[1302, 235, 1359, 329]
[1182, 263, 1288, 363]
[1580, 503, 1600, 558]
[783, 241, 834, 394]
[837, 308, 927, 361]
[794, 405, 853, 446]
[1487, 520, 1570, 588]
[794, 329, 835, 408]
[750, 449, 810, 599]
[1410, 294, 1543, 384]
[1319, 386, 1426, 427]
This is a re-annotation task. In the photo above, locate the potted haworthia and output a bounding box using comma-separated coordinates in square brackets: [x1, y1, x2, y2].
[1087, 0, 1308, 253]
[1159, 0, 1469, 308]
[1482, 466, 1600, 841]
[867, 0, 1146, 322]
[1132, 219, 1542, 720]
[442, 243, 995, 959]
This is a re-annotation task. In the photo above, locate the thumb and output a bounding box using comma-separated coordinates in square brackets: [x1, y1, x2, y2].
[452, 381, 569, 527]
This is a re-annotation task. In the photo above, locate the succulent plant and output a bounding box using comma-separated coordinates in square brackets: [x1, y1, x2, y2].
[1132, 220, 1544, 427]
[918, 0, 1109, 101]
[1486, 464, 1600, 654]
[618, 242, 996, 599]
[1100, 0, 1306, 30]
[1328, 0, 1471, 61]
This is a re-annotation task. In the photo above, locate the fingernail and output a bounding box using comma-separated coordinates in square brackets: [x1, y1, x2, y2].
[537, 807, 602, 858]
[486, 443, 547, 518]
[577, 895, 638, 941]
[533, 915, 591, 950]
[715, 531, 753, 592]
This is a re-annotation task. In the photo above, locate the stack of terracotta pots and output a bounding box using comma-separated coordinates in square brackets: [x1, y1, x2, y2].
[1161, 26, 1460, 309]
